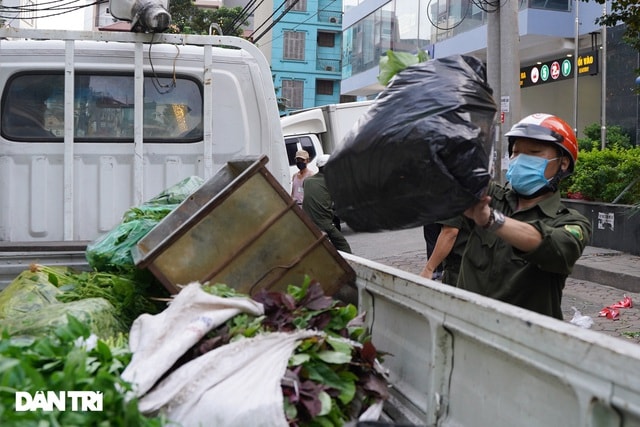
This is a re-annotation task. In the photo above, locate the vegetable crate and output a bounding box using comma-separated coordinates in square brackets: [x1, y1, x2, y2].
[132, 155, 355, 296]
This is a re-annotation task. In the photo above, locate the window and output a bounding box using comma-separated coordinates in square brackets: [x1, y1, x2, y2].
[1, 73, 203, 142]
[284, 31, 306, 60]
[317, 31, 335, 48]
[286, 0, 307, 12]
[316, 80, 334, 95]
[528, 0, 570, 11]
[285, 136, 316, 165]
[281, 79, 304, 109]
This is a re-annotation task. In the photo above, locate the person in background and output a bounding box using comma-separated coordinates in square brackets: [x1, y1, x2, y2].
[459, 113, 592, 319]
[420, 218, 470, 286]
[422, 224, 444, 280]
[303, 154, 352, 253]
[291, 149, 315, 206]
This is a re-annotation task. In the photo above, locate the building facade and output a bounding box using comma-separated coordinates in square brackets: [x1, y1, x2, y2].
[254, 0, 346, 113]
[341, 0, 640, 145]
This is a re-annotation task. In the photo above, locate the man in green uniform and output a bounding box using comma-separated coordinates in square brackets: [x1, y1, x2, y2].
[302, 154, 352, 253]
[460, 113, 592, 319]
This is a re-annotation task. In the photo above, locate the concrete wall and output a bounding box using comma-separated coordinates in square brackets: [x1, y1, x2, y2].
[564, 200, 640, 255]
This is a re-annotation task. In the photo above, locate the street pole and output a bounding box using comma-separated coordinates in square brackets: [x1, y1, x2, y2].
[499, 0, 521, 184]
[487, 8, 501, 181]
[601, 1, 607, 149]
[573, 0, 579, 135]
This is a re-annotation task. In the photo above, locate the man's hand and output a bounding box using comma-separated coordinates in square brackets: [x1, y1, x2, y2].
[464, 196, 492, 227]
[420, 265, 435, 279]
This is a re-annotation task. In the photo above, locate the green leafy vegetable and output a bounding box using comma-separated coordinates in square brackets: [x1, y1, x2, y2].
[0, 315, 166, 426]
[195, 278, 389, 426]
[378, 49, 430, 86]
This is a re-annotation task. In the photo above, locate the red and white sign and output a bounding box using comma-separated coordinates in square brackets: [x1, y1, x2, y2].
[530, 67, 539, 84]
[550, 61, 561, 80]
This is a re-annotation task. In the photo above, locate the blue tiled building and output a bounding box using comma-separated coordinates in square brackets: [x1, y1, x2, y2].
[258, 0, 347, 113]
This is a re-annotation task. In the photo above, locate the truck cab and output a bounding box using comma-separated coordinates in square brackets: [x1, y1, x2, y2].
[281, 101, 373, 176]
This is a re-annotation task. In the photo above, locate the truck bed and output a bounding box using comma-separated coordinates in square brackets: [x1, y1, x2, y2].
[344, 253, 640, 426]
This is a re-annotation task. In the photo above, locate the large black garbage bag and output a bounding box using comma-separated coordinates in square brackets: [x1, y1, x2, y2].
[324, 54, 497, 232]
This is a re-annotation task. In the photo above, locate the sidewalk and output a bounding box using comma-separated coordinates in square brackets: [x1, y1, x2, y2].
[572, 246, 640, 293]
[371, 246, 640, 345]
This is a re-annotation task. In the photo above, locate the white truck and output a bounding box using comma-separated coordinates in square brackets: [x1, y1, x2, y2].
[1, 28, 640, 427]
[0, 27, 290, 280]
[280, 100, 374, 174]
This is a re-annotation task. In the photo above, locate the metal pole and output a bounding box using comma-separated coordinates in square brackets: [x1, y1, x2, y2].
[487, 9, 501, 181]
[573, 0, 579, 134]
[499, 0, 520, 185]
[600, 2, 607, 149]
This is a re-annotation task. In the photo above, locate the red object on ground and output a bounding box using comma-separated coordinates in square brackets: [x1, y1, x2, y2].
[599, 307, 620, 320]
[610, 295, 633, 309]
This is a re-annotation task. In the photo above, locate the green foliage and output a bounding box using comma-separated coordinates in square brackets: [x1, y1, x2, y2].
[377, 49, 430, 86]
[561, 146, 640, 204]
[197, 280, 388, 426]
[0, 316, 164, 426]
[578, 122, 633, 151]
[582, 0, 640, 56]
[168, 3, 247, 36]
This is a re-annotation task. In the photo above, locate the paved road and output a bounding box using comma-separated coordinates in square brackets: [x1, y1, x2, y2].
[342, 225, 640, 345]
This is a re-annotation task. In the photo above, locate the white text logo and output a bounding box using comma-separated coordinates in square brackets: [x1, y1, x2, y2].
[15, 391, 103, 412]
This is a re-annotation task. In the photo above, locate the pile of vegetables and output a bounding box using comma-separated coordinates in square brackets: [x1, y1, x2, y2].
[175, 279, 390, 426]
[0, 264, 167, 338]
[0, 174, 390, 425]
[0, 316, 166, 426]
[0, 267, 389, 425]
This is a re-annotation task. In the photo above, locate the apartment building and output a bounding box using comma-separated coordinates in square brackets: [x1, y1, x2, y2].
[254, 0, 346, 113]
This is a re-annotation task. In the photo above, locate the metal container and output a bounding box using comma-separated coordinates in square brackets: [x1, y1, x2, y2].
[132, 155, 355, 296]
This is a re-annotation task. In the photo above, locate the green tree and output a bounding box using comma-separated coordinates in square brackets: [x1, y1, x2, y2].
[168, 3, 248, 36]
[582, 0, 640, 57]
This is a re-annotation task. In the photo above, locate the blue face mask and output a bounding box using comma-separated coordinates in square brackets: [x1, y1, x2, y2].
[506, 154, 558, 196]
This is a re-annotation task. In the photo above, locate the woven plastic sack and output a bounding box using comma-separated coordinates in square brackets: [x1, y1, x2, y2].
[121, 282, 264, 398]
[138, 330, 320, 427]
[325, 54, 497, 231]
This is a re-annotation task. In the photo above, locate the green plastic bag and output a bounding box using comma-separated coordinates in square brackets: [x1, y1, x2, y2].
[0, 297, 123, 338]
[86, 218, 158, 272]
[0, 268, 62, 318]
[86, 176, 204, 272]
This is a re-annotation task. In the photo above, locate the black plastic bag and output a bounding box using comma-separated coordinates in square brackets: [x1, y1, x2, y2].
[324, 54, 497, 232]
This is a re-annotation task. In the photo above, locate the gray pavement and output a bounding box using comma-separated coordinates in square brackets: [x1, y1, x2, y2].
[343, 226, 640, 345]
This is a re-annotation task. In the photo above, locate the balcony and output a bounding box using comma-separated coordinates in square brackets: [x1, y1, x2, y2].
[317, 58, 341, 73]
[318, 10, 342, 25]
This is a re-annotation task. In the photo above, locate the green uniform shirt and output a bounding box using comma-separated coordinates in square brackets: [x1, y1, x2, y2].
[458, 182, 592, 319]
[302, 172, 352, 253]
[302, 172, 334, 227]
[437, 215, 471, 286]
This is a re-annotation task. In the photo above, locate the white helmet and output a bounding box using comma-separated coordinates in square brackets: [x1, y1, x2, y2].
[316, 154, 331, 168]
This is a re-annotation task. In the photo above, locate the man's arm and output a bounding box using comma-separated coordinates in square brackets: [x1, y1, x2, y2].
[420, 225, 459, 279]
[464, 196, 543, 252]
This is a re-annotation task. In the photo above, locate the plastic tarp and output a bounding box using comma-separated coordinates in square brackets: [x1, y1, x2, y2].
[325, 54, 497, 232]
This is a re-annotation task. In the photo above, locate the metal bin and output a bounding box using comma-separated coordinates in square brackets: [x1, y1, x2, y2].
[132, 155, 355, 296]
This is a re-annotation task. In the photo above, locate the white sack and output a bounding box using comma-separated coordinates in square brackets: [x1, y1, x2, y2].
[121, 282, 264, 397]
[138, 329, 321, 427]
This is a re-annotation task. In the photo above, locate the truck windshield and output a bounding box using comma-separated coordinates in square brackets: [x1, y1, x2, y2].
[1, 73, 203, 142]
